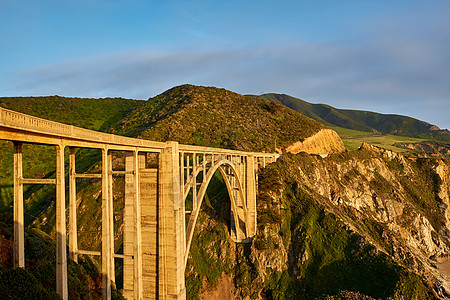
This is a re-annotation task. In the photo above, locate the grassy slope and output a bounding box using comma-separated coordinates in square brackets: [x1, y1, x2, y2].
[331, 126, 427, 151]
[258, 93, 436, 135]
[0, 95, 143, 130]
[110, 85, 325, 152]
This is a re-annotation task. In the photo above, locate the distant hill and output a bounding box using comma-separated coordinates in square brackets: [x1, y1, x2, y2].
[110, 85, 328, 152]
[257, 93, 450, 142]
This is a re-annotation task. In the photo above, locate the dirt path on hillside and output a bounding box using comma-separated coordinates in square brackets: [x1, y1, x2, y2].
[436, 257, 450, 278]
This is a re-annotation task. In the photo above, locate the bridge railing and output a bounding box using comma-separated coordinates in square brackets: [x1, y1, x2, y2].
[0, 107, 166, 149]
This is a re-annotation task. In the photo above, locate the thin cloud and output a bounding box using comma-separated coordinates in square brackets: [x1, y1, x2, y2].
[7, 39, 450, 129]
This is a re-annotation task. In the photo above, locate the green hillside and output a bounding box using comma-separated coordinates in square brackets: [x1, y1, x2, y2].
[258, 93, 450, 141]
[110, 84, 325, 152]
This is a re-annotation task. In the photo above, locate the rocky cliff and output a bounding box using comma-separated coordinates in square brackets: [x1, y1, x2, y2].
[285, 128, 346, 154]
[185, 142, 450, 299]
[395, 141, 450, 159]
[249, 143, 450, 299]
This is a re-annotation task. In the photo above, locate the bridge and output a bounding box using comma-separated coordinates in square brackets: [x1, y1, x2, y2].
[0, 107, 278, 299]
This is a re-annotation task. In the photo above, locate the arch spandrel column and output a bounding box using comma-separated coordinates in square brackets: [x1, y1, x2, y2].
[246, 154, 257, 237]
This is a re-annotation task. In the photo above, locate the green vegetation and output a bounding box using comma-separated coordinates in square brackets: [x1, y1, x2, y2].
[0, 268, 58, 300]
[258, 93, 450, 157]
[0, 224, 124, 299]
[0, 95, 143, 131]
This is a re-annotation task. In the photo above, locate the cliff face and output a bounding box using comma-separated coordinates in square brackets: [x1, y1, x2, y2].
[187, 143, 448, 299]
[250, 143, 450, 299]
[285, 128, 346, 154]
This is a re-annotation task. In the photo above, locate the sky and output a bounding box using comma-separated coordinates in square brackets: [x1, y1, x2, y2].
[1, 0, 449, 129]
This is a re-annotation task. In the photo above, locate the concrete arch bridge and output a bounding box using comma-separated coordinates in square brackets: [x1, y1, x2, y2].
[0, 107, 278, 300]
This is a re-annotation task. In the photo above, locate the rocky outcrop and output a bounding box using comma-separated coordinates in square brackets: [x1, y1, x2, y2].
[253, 143, 450, 298]
[395, 141, 450, 158]
[285, 128, 346, 154]
[436, 160, 450, 228]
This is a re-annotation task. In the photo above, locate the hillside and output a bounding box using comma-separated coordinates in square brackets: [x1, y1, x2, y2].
[0, 85, 341, 298]
[0, 95, 143, 131]
[250, 146, 449, 299]
[109, 85, 338, 152]
[185, 143, 448, 299]
[258, 93, 450, 142]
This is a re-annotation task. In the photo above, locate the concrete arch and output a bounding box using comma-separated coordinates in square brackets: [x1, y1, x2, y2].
[184, 159, 247, 266]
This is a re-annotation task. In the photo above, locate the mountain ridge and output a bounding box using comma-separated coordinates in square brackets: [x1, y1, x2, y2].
[109, 84, 342, 153]
[256, 93, 450, 141]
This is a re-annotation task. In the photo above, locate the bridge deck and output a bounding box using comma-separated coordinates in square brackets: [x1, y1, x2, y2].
[0, 107, 275, 158]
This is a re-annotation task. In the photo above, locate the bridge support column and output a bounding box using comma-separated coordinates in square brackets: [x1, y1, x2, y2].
[246, 154, 257, 237]
[13, 142, 24, 268]
[69, 147, 78, 263]
[124, 150, 143, 299]
[56, 144, 68, 300]
[102, 148, 112, 300]
[159, 142, 186, 300]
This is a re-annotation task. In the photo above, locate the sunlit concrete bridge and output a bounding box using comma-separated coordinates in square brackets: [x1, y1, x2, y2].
[0, 107, 278, 299]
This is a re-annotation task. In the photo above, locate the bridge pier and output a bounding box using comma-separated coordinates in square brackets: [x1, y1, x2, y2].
[13, 142, 24, 269]
[158, 142, 186, 299]
[56, 144, 68, 299]
[123, 151, 143, 299]
[102, 148, 112, 300]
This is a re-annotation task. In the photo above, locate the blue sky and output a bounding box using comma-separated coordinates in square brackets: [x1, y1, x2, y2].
[1, 0, 449, 129]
